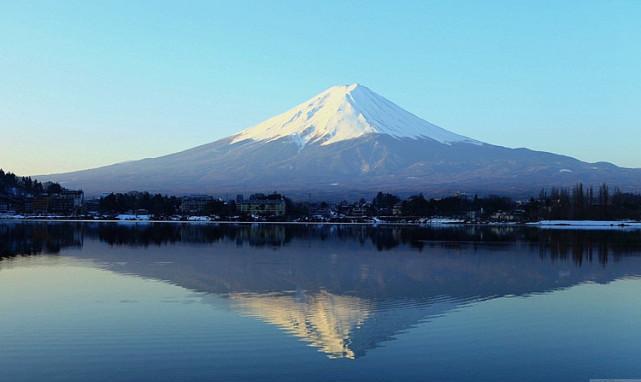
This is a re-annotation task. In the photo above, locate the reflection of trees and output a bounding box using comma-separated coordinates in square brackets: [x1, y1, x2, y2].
[523, 229, 641, 265]
[2, 222, 641, 265]
[234, 224, 289, 247]
[0, 222, 83, 259]
[89, 223, 291, 247]
[3, 221, 640, 360]
[95, 223, 183, 246]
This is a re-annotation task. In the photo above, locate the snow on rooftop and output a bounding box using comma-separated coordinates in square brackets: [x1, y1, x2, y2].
[231, 84, 479, 147]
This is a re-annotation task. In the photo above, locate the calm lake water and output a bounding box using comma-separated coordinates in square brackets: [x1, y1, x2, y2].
[1, 222, 641, 381]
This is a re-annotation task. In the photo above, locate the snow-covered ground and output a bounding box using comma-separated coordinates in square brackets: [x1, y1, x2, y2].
[527, 220, 641, 230]
[0, 213, 25, 219]
[187, 216, 211, 221]
[116, 214, 151, 221]
[0, 214, 70, 219]
[422, 218, 466, 225]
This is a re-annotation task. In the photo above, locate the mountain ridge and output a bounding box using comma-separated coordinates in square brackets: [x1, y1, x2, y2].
[38, 84, 641, 198]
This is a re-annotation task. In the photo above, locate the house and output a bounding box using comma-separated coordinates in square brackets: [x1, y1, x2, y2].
[490, 211, 515, 222]
[349, 206, 368, 217]
[310, 206, 333, 220]
[392, 202, 404, 216]
[465, 210, 481, 221]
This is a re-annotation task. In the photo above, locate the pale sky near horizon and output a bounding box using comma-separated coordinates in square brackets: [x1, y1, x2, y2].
[1, 0, 640, 176]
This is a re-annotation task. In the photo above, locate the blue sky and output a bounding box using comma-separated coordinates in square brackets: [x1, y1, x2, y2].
[1, 0, 640, 175]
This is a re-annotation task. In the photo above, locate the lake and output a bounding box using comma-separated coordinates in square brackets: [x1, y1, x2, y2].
[1, 221, 641, 381]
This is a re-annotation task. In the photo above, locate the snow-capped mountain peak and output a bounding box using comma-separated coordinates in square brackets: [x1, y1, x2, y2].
[231, 83, 478, 147]
[40, 84, 641, 197]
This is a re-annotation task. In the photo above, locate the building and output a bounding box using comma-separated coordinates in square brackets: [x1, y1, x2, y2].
[84, 199, 101, 213]
[49, 190, 84, 215]
[52, 190, 84, 215]
[27, 190, 84, 215]
[490, 211, 516, 222]
[0, 196, 10, 213]
[180, 195, 214, 215]
[31, 195, 50, 214]
[238, 197, 286, 216]
[310, 206, 333, 220]
[465, 210, 481, 221]
[349, 206, 368, 217]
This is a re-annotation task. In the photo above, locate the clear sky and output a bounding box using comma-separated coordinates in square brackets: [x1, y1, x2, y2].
[1, 0, 640, 175]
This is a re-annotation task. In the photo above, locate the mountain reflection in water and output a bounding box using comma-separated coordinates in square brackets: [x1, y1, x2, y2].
[2, 221, 641, 360]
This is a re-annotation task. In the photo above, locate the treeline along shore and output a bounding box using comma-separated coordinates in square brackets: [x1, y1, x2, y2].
[2, 169, 641, 223]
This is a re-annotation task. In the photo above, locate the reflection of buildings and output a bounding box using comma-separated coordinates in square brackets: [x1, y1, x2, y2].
[234, 224, 288, 246]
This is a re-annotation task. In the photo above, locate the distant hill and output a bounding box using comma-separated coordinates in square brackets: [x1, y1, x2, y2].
[0, 169, 63, 197]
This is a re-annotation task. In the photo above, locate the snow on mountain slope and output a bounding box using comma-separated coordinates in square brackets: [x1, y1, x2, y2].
[231, 83, 479, 147]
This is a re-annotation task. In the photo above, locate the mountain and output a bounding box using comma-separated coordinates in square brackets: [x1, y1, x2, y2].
[40, 84, 641, 198]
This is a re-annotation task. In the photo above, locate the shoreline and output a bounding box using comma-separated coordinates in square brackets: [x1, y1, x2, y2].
[0, 218, 433, 227]
[2, 218, 641, 230]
